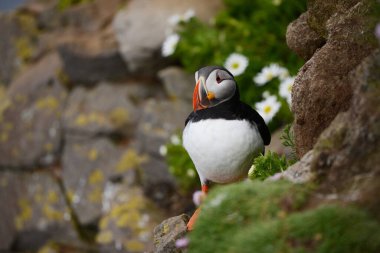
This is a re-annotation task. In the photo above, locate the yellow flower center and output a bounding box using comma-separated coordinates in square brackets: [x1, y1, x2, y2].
[287, 84, 292, 92]
[232, 62, 240, 69]
[264, 105, 272, 114]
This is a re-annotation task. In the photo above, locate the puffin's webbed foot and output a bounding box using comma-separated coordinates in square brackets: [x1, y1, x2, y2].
[187, 183, 209, 231]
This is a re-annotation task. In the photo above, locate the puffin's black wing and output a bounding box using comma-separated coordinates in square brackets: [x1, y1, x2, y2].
[239, 102, 271, 145]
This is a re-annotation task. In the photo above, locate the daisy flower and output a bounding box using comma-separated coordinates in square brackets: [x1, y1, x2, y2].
[279, 77, 295, 105]
[162, 33, 180, 57]
[183, 9, 195, 22]
[170, 134, 181, 145]
[253, 63, 289, 85]
[224, 53, 249, 76]
[167, 9, 195, 26]
[255, 95, 281, 123]
[159, 145, 167, 156]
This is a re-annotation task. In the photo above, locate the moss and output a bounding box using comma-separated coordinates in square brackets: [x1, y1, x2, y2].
[96, 230, 113, 244]
[88, 169, 104, 185]
[58, 0, 94, 11]
[189, 181, 380, 253]
[124, 239, 145, 252]
[115, 149, 148, 173]
[15, 37, 34, 62]
[315, 118, 348, 151]
[74, 112, 107, 127]
[188, 180, 312, 253]
[15, 198, 33, 230]
[42, 204, 64, 221]
[35, 96, 59, 111]
[109, 107, 130, 128]
[88, 187, 102, 203]
[87, 148, 98, 161]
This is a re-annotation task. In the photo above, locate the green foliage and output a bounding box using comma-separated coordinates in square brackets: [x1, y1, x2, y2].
[280, 123, 297, 161]
[188, 180, 380, 253]
[188, 180, 312, 253]
[173, 0, 306, 130]
[249, 151, 288, 180]
[58, 0, 93, 11]
[163, 135, 199, 193]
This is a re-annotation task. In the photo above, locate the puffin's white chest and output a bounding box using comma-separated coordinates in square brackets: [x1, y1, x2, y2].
[183, 119, 264, 184]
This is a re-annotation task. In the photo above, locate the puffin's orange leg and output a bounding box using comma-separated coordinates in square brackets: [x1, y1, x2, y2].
[187, 184, 209, 231]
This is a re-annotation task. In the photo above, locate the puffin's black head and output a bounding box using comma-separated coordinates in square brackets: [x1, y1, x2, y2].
[193, 66, 238, 112]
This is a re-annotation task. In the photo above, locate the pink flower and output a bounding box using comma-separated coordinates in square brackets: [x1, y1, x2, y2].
[175, 237, 189, 248]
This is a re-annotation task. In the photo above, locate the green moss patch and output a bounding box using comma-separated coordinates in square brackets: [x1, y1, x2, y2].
[188, 181, 380, 253]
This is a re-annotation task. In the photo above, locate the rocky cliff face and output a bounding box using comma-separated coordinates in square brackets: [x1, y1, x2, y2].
[153, 0, 380, 252]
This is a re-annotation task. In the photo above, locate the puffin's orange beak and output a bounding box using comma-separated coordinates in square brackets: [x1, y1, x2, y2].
[193, 80, 204, 111]
[192, 78, 215, 112]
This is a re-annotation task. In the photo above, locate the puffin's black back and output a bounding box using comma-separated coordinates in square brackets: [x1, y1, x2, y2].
[185, 88, 271, 145]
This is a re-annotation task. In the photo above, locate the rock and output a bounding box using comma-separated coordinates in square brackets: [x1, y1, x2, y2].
[62, 136, 146, 224]
[58, 38, 128, 84]
[286, 12, 325, 61]
[0, 170, 78, 252]
[158, 67, 194, 101]
[96, 180, 163, 253]
[112, 0, 223, 73]
[309, 50, 380, 217]
[153, 214, 189, 253]
[34, 0, 123, 32]
[282, 150, 315, 183]
[63, 83, 138, 137]
[136, 99, 191, 206]
[290, 0, 378, 157]
[0, 53, 66, 169]
[0, 12, 38, 86]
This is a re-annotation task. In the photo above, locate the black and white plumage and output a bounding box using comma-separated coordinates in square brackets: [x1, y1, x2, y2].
[183, 66, 270, 187]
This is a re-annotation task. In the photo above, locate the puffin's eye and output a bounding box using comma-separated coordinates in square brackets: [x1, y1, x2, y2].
[216, 73, 222, 84]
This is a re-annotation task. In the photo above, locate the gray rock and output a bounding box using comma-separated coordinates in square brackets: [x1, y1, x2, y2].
[286, 12, 325, 61]
[136, 99, 191, 206]
[35, 0, 123, 32]
[309, 50, 380, 213]
[0, 12, 37, 86]
[62, 136, 145, 224]
[158, 67, 194, 101]
[96, 181, 163, 253]
[58, 42, 128, 85]
[153, 214, 189, 253]
[63, 83, 139, 137]
[0, 171, 78, 251]
[282, 150, 315, 184]
[0, 53, 66, 169]
[290, 0, 378, 157]
[112, 0, 223, 73]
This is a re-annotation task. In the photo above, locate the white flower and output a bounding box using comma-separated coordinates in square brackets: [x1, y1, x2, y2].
[255, 95, 281, 123]
[183, 9, 195, 22]
[253, 63, 289, 85]
[159, 145, 167, 156]
[170, 134, 181, 145]
[224, 53, 249, 76]
[248, 164, 256, 178]
[167, 9, 195, 26]
[279, 77, 295, 105]
[162, 33, 180, 57]
[192, 190, 203, 206]
[186, 168, 196, 178]
[167, 14, 181, 26]
[262, 91, 271, 98]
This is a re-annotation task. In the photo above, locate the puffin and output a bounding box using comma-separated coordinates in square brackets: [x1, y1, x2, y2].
[183, 66, 271, 230]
